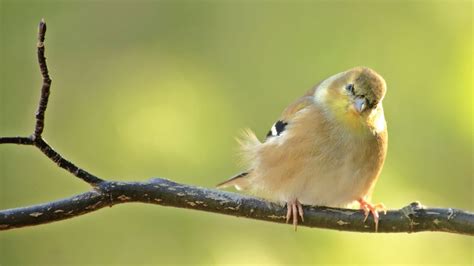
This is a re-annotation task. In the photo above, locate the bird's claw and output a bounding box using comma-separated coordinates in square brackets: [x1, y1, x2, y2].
[358, 199, 386, 232]
[286, 199, 304, 231]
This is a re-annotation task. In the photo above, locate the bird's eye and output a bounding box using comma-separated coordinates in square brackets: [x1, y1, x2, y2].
[345, 84, 355, 94]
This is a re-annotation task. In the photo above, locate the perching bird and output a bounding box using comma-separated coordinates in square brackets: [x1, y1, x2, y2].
[217, 67, 388, 230]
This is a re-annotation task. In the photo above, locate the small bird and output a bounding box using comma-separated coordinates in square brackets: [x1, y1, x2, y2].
[217, 67, 388, 230]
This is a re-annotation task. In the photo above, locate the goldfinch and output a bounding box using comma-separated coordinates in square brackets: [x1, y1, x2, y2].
[218, 67, 388, 230]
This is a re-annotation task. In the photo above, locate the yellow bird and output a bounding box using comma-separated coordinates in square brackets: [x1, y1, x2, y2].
[218, 67, 388, 230]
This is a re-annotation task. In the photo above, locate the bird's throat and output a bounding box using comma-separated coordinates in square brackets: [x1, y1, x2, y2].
[327, 100, 373, 136]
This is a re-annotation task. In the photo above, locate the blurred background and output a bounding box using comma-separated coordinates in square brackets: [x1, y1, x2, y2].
[0, 0, 472, 265]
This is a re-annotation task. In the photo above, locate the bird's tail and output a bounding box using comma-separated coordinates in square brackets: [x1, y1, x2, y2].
[216, 172, 250, 191]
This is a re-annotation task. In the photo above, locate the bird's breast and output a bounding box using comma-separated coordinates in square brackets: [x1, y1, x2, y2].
[251, 105, 386, 207]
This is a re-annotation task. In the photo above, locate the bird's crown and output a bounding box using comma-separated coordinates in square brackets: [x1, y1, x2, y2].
[347, 67, 386, 108]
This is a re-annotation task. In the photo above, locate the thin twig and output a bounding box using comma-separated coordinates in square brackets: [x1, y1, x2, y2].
[34, 138, 103, 185]
[34, 18, 51, 138]
[0, 20, 473, 235]
[0, 19, 103, 186]
[0, 136, 34, 145]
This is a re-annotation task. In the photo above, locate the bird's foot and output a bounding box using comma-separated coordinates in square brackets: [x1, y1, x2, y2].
[358, 198, 386, 232]
[286, 199, 304, 231]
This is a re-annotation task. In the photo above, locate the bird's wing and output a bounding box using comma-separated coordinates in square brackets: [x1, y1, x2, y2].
[217, 87, 319, 191]
[265, 95, 315, 140]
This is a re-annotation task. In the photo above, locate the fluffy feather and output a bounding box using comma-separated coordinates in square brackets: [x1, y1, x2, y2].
[219, 67, 388, 210]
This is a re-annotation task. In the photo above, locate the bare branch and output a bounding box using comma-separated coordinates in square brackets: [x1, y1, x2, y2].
[34, 138, 103, 185]
[34, 18, 51, 138]
[0, 19, 103, 186]
[0, 136, 34, 145]
[0, 20, 473, 235]
[0, 178, 473, 235]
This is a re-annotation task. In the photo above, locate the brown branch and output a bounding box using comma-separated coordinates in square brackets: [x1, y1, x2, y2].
[0, 19, 103, 186]
[0, 179, 473, 235]
[34, 18, 51, 138]
[1, 20, 473, 235]
[0, 136, 34, 145]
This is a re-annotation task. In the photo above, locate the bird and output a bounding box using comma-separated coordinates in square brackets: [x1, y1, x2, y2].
[217, 66, 388, 231]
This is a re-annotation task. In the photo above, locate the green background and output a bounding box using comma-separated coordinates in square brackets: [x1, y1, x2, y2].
[0, 0, 472, 265]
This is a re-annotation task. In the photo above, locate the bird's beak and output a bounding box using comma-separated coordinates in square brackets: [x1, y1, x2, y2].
[353, 97, 367, 113]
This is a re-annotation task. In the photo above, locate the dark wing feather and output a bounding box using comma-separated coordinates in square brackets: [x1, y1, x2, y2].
[266, 120, 288, 139]
[216, 172, 249, 189]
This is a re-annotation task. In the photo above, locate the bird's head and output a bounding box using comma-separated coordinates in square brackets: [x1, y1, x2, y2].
[315, 67, 387, 133]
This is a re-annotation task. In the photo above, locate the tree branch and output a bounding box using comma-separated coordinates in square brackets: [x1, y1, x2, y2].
[1, 20, 473, 235]
[0, 136, 34, 145]
[0, 19, 103, 186]
[34, 18, 51, 138]
[1, 179, 473, 235]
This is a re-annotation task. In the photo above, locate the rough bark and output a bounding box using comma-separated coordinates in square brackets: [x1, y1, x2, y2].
[0, 179, 473, 235]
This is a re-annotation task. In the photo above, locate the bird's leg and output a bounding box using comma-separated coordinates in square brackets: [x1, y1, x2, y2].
[358, 198, 387, 232]
[286, 199, 304, 231]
